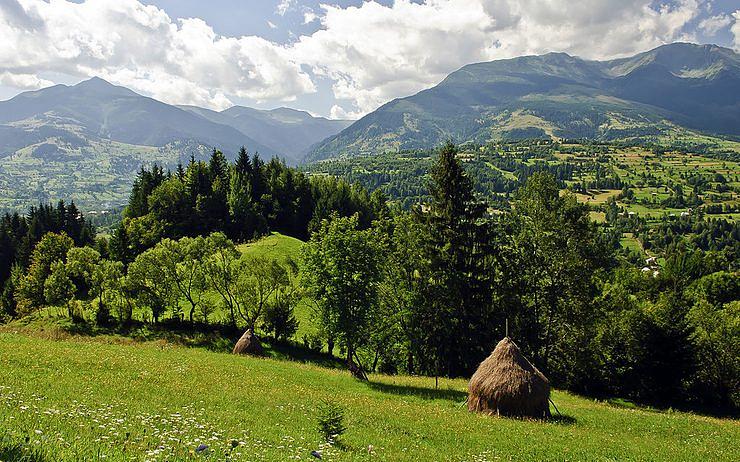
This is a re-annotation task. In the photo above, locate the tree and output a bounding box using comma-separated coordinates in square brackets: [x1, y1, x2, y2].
[508, 172, 609, 384]
[229, 147, 261, 240]
[15, 232, 74, 315]
[109, 222, 133, 265]
[234, 256, 290, 334]
[0, 265, 22, 322]
[127, 246, 177, 323]
[91, 259, 125, 325]
[203, 232, 241, 326]
[413, 142, 493, 377]
[65, 246, 101, 299]
[125, 165, 166, 219]
[148, 177, 191, 237]
[157, 236, 208, 323]
[302, 214, 381, 377]
[44, 260, 76, 318]
[374, 211, 429, 373]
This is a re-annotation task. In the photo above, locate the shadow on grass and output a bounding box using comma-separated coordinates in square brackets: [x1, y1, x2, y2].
[0, 441, 49, 462]
[365, 380, 467, 402]
[549, 414, 577, 425]
[11, 316, 349, 370]
[263, 341, 346, 369]
[562, 390, 740, 420]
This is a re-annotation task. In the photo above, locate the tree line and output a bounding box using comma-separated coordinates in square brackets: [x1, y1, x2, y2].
[302, 143, 737, 410]
[108, 148, 385, 264]
[0, 143, 737, 412]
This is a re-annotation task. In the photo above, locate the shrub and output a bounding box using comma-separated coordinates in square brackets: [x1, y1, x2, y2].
[263, 299, 298, 341]
[316, 400, 346, 442]
[302, 332, 323, 352]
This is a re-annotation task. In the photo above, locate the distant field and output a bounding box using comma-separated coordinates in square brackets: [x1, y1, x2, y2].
[1, 333, 738, 461]
[620, 232, 645, 256]
[0, 139, 207, 213]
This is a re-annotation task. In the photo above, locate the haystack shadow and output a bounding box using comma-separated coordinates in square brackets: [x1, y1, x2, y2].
[366, 380, 467, 402]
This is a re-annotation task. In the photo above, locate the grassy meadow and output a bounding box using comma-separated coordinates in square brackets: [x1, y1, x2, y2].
[1, 332, 738, 462]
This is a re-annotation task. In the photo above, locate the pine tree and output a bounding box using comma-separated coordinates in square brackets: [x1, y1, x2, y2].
[412, 142, 493, 377]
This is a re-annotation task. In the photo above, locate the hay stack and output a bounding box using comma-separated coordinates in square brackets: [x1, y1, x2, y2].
[233, 330, 263, 356]
[468, 337, 550, 418]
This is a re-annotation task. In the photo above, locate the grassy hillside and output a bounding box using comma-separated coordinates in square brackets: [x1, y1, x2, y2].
[237, 232, 305, 262]
[0, 333, 737, 461]
[303, 141, 740, 227]
[0, 137, 209, 213]
[238, 232, 318, 341]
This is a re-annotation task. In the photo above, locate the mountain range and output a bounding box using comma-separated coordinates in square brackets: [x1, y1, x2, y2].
[0, 78, 349, 211]
[0, 77, 350, 165]
[1, 42, 738, 211]
[308, 43, 740, 161]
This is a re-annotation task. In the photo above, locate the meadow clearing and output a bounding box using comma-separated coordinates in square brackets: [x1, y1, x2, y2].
[0, 333, 738, 462]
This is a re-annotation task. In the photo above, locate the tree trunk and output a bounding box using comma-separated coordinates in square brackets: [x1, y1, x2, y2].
[327, 338, 335, 357]
[346, 345, 368, 381]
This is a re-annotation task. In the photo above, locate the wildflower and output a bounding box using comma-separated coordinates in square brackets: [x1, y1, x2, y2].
[196, 444, 209, 453]
[311, 450, 322, 459]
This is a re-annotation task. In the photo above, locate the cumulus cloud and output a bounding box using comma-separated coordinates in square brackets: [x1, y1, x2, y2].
[733, 11, 740, 51]
[699, 13, 731, 35]
[0, 0, 716, 117]
[0, 0, 314, 109]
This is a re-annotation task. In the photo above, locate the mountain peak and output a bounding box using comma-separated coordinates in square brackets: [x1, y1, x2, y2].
[72, 77, 136, 96]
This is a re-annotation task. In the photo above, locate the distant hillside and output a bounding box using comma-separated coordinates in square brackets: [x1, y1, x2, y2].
[308, 43, 740, 161]
[0, 77, 278, 160]
[0, 78, 349, 211]
[179, 105, 350, 160]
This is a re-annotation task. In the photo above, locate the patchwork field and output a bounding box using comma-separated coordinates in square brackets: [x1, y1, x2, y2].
[0, 333, 738, 461]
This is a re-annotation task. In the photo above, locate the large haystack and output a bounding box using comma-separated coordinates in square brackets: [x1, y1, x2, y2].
[233, 330, 263, 356]
[468, 337, 550, 418]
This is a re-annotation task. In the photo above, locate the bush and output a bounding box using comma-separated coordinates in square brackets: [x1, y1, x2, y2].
[95, 302, 112, 327]
[316, 400, 346, 442]
[302, 332, 323, 352]
[263, 299, 298, 341]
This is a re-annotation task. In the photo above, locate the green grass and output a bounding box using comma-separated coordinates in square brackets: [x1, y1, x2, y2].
[238, 232, 305, 263]
[0, 333, 737, 461]
[620, 233, 644, 255]
[238, 233, 318, 341]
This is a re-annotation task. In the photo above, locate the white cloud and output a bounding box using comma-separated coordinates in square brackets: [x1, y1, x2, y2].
[0, 71, 53, 90]
[303, 9, 317, 24]
[698, 13, 731, 36]
[275, 0, 294, 17]
[267, 20, 277, 29]
[291, 0, 704, 117]
[0, 0, 314, 109]
[733, 11, 740, 51]
[0, 0, 716, 117]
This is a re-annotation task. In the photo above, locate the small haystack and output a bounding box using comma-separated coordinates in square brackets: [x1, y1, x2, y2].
[233, 330, 263, 356]
[468, 337, 550, 418]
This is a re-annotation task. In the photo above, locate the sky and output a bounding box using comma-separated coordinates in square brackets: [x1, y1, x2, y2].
[0, 0, 739, 119]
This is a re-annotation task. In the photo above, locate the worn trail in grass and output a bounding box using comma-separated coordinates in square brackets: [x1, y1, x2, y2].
[1, 334, 738, 461]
